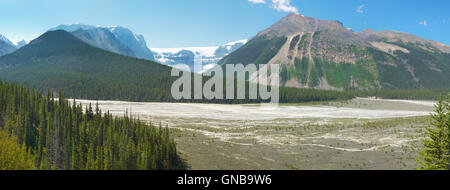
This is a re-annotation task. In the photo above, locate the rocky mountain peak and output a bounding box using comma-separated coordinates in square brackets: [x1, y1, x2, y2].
[48, 24, 155, 60]
[258, 14, 349, 37]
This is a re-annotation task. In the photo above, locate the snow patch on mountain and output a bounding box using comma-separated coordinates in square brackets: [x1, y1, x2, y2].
[152, 46, 219, 58]
[0, 34, 15, 47]
[0, 34, 19, 56]
[150, 39, 247, 72]
[224, 39, 248, 47]
[14, 40, 28, 48]
[48, 24, 155, 60]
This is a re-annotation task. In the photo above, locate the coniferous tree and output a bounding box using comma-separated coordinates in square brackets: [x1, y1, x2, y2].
[0, 131, 35, 170]
[417, 96, 449, 170]
[0, 80, 187, 170]
[447, 94, 450, 170]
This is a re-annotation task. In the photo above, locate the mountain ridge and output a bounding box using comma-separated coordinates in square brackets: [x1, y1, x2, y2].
[0, 34, 18, 56]
[0, 30, 176, 101]
[48, 24, 155, 60]
[219, 14, 450, 90]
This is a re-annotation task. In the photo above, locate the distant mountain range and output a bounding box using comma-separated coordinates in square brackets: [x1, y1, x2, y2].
[219, 14, 450, 90]
[1, 24, 246, 73]
[48, 24, 155, 60]
[0, 30, 175, 102]
[1, 15, 450, 94]
[0, 34, 22, 56]
[47, 24, 246, 72]
[0, 30, 345, 103]
[152, 39, 247, 72]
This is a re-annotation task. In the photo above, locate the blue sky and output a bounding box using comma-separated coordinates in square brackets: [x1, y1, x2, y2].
[0, 0, 449, 47]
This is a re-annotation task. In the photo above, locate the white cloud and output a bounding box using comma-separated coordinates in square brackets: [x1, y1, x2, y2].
[271, 0, 298, 14]
[248, 0, 266, 4]
[356, 5, 364, 13]
[247, 0, 299, 14]
[419, 20, 428, 27]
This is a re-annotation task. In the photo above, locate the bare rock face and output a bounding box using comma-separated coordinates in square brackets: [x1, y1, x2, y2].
[220, 14, 450, 90]
[358, 30, 450, 53]
[252, 14, 372, 66]
[259, 14, 348, 37]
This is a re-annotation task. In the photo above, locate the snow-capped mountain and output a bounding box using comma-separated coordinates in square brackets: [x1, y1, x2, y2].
[214, 39, 248, 58]
[0, 34, 16, 47]
[71, 27, 136, 57]
[48, 24, 155, 60]
[15, 40, 28, 49]
[47, 24, 97, 32]
[0, 34, 17, 56]
[109, 27, 155, 60]
[151, 39, 247, 72]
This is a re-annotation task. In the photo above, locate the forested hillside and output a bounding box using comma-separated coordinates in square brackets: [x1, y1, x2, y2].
[0, 81, 186, 170]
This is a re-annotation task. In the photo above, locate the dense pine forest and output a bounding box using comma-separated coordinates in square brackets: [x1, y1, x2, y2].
[0, 80, 187, 170]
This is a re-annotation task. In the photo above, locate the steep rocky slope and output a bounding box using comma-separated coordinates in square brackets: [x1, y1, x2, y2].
[219, 14, 450, 90]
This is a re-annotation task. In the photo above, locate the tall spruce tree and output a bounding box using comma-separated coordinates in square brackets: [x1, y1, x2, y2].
[417, 95, 449, 170]
[447, 94, 450, 170]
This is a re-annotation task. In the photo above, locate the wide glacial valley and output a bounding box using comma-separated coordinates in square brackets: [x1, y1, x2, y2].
[70, 98, 435, 170]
